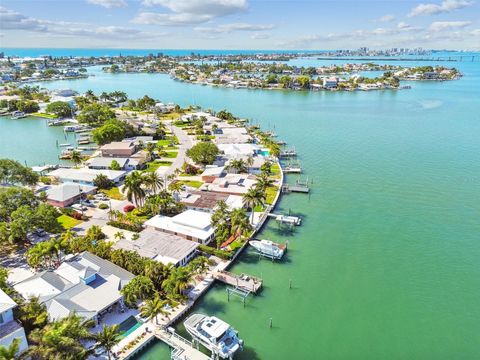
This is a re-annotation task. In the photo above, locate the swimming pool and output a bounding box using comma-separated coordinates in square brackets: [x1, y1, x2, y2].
[118, 315, 142, 338]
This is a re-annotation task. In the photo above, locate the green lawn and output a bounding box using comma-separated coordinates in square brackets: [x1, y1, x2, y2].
[162, 151, 178, 159]
[57, 214, 82, 229]
[178, 180, 203, 189]
[157, 136, 179, 147]
[31, 112, 58, 119]
[265, 185, 279, 205]
[145, 161, 172, 172]
[101, 187, 125, 200]
[271, 162, 281, 179]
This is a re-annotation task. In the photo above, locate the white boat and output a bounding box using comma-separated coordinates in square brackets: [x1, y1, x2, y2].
[59, 143, 71, 147]
[11, 111, 26, 119]
[64, 125, 83, 132]
[250, 239, 286, 260]
[184, 314, 243, 359]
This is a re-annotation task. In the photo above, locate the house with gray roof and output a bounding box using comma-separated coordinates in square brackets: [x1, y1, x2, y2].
[13, 252, 134, 324]
[42, 183, 96, 208]
[0, 289, 28, 355]
[113, 228, 199, 267]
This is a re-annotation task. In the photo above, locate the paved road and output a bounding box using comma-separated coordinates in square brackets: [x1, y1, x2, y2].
[156, 124, 193, 182]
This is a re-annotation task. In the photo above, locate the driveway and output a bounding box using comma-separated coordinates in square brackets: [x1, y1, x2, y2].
[156, 124, 193, 183]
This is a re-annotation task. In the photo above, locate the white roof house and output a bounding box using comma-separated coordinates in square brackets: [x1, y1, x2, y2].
[13, 252, 134, 323]
[144, 210, 214, 245]
[43, 183, 96, 207]
[47, 168, 126, 186]
[217, 143, 260, 157]
[0, 290, 28, 355]
[113, 228, 199, 267]
[199, 174, 257, 195]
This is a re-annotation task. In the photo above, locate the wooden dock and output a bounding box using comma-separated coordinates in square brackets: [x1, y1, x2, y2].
[155, 328, 210, 360]
[215, 270, 262, 294]
[282, 183, 309, 193]
[268, 213, 302, 225]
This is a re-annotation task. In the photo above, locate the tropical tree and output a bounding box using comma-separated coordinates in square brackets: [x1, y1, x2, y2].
[0, 338, 20, 360]
[145, 142, 156, 161]
[16, 296, 49, 334]
[188, 256, 211, 276]
[93, 174, 114, 189]
[140, 294, 170, 325]
[162, 267, 192, 299]
[227, 159, 247, 174]
[255, 173, 275, 192]
[114, 231, 125, 241]
[242, 187, 266, 222]
[121, 276, 155, 307]
[95, 324, 121, 360]
[186, 142, 219, 166]
[230, 208, 253, 238]
[143, 172, 163, 195]
[123, 171, 146, 206]
[27, 314, 96, 359]
[70, 150, 82, 166]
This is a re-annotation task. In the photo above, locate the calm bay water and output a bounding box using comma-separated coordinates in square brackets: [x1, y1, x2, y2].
[2, 55, 480, 358]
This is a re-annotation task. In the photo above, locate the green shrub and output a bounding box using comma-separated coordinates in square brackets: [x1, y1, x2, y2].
[107, 220, 142, 232]
[198, 245, 232, 260]
[98, 203, 109, 210]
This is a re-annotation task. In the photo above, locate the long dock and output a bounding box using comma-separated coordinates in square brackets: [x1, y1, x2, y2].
[282, 183, 309, 193]
[156, 328, 211, 360]
[214, 270, 262, 293]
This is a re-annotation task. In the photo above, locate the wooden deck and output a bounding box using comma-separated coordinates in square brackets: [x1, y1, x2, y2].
[214, 270, 263, 293]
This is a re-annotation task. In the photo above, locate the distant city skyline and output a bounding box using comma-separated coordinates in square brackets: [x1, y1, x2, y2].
[1, 0, 479, 50]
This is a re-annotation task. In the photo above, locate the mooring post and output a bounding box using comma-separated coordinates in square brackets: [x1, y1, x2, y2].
[269, 318, 273, 329]
[289, 279, 292, 289]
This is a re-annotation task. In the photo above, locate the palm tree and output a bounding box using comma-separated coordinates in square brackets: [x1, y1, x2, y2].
[242, 187, 266, 223]
[123, 171, 146, 206]
[145, 142, 156, 161]
[162, 267, 192, 299]
[255, 173, 275, 192]
[114, 231, 125, 241]
[0, 338, 20, 360]
[246, 155, 254, 173]
[85, 89, 96, 100]
[100, 91, 111, 103]
[230, 208, 253, 238]
[143, 172, 163, 195]
[95, 324, 121, 360]
[70, 150, 82, 167]
[168, 181, 183, 195]
[140, 294, 170, 325]
[16, 296, 48, 334]
[227, 159, 247, 174]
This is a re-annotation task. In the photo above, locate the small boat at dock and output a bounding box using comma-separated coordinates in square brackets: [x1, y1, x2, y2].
[64, 125, 83, 132]
[250, 239, 286, 260]
[184, 314, 243, 359]
[11, 111, 26, 119]
[59, 143, 71, 147]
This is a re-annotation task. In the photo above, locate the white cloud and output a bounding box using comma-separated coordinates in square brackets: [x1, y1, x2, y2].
[429, 20, 471, 31]
[471, 29, 480, 35]
[194, 23, 274, 34]
[251, 32, 269, 40]
[408, 0, 474, 17]
[0, 6, 163, 40]
[133, 0, 248, 26]
[86, 0, 127, 8]
[379, 14, 395, 22]
[0, 7, 47, 31]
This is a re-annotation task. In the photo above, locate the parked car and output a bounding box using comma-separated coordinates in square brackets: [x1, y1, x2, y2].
[94, 193, 108, 201]
[72, 203, 88, 211]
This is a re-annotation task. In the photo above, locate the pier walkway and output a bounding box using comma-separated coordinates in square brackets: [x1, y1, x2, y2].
[156, 328, 211, 360]
[214, 270, 263, 293]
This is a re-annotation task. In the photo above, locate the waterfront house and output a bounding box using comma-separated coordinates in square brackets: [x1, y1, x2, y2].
[199, 174, 257, 196]
[42, 183, 96, 208]
[144, 210, 214, 245]
[217, 143, 261, 158]
[47, 168, 126, 186]
[323, 77, 338, 89]
[200, 166, 225, 183]
[178, 190, 243, 213]
[86, 157, 142, 171]
[113, 228, 199, 267]
[100, 141, 137, 158]
[0, 289, 28, 355]
[13, 252, 134, 324]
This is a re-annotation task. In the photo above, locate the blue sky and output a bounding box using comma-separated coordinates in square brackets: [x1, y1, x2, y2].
[1, 0, 479, 49]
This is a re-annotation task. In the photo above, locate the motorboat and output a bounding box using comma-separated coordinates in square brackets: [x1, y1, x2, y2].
[249, 239, 286, 260]
[184, 314, 243, 359]
[11, 111, 26, 119]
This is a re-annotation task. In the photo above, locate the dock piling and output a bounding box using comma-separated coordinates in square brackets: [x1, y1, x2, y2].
[289, 279, 292, 289]
[269, 318, 273, 329]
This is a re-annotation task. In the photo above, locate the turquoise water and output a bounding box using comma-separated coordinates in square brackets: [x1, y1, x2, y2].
[118, 316, 142, 339]
[3, 55, 480, 358]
